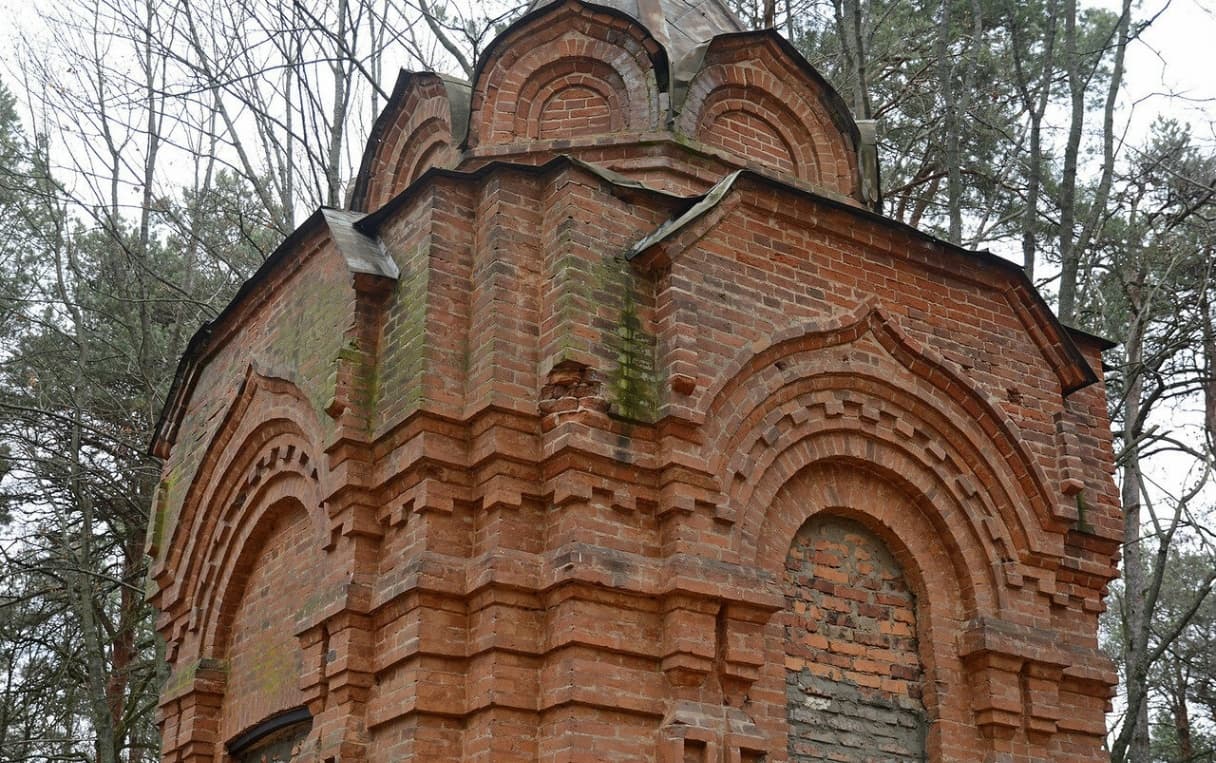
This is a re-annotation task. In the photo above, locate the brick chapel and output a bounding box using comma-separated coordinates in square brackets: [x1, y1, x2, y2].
[147, 0, 1123, 760]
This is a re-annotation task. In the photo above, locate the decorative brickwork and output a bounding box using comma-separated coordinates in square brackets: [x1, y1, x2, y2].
[150, 1, 1122, 761]
[222, 503, 315, 740]
[676, 33, 860, 196]
[467, 1, 665, 149]
[350, 72, 465, 213]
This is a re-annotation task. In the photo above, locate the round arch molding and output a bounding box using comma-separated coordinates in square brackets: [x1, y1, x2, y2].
[348, 70, 464, 213]
[150, 369, 331, 628]
[697, 306, 1068, 573]
[675, 31, 861, 198]
[682, 306, 1090, 758]
[465, 0, 667, 148]
[150, 371, 334, 762]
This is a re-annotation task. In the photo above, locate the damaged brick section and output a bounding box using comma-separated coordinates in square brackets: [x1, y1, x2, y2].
[785, 516, 925, 762]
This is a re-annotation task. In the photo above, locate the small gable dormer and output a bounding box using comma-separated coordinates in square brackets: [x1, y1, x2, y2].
[349, 71, 469, 213]
[675, 31, 863, 201]
[466, 0, 669, 149]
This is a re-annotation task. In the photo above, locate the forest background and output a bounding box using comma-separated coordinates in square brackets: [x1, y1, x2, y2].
[0, 0, 1212, 760]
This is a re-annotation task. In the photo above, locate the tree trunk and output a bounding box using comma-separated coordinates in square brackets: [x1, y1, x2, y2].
[1056, 0, 1084, 324]
[327, 0, 351, 208]
[938, 0, 963, 243]
[1203, 288, 1215, 450]
[1008, 0, 1058, 281]
[1111, 274, 1150, 762]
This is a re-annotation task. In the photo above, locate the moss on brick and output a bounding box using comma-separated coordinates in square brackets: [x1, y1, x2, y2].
[374, 233, 432, 433]
[262, 269, 351, 427]
[607, 291, 658, 421]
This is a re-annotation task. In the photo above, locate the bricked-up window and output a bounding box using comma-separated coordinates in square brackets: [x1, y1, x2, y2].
[784, 516, 927, 762]
[228, 707, 311, 763]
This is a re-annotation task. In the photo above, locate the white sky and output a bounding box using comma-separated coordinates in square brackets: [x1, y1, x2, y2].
[1109, 0, 1216, 141]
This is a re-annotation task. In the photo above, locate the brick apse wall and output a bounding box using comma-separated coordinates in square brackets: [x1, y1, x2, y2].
[147, 1, 1122, 761]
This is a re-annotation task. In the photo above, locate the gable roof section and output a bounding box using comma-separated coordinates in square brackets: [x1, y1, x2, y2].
[465, 0, 672, 149]
[150, 209, 394, 457]
[627, 167, 1099, 396]
[679, 29, 860, 148]
[348, 70, 470, 212]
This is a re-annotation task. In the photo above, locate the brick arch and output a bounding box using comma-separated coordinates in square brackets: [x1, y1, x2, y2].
[692, 84, 807, 177]
[746, 417, 1000, 615]
[152, 369, 329, 623]
[516, 57, 627, 140]
[700, 306, 1062, 567]
[784, 512, 928, 762]
[174, 424, 325, 754]
[676, 33, 859, 197]
[466, 0, 665, 148]
[153, 370, 329, 759]
[770, 462, 979, 761]
[349, 71, 460, 213]
[216, 497, 319, 745]
[194, 446, 324, 657]
[402, 126, 450, 185]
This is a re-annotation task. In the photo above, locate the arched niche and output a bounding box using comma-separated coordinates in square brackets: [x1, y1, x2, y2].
[676, 32, 861, 200]
[697, 308, 1066, 573]
[690, 308, 1085, 758]
[228, 707, 312, 763]
[465, 0, 667, 149]
[785, 513, 928, 761]
[769, 461, 976, 760]
[154, 370, 331, 623]
[349, 70, 467, 213]
[218, 498, 322, 748]
[517, 56, 627, 140]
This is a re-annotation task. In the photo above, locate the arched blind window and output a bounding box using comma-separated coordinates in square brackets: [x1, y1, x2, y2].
[228, 707, 311, 763]
[784, 516, 926, 762]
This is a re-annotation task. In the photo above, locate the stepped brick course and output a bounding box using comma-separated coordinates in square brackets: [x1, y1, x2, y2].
[149, 1, 1121, 761]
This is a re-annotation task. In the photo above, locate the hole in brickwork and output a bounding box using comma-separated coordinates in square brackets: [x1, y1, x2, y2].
[784, 515, 926, 762]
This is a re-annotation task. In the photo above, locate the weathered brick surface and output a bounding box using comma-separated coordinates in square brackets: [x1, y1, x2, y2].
[222, 504, 316, 740]
[784, 516, 925, 762]
[676, 34, 860, 198]
[149, 1, 1121, 761]
[350, 72, 461, 213]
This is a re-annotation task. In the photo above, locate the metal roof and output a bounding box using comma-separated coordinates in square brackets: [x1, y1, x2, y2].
[527, 0, 744, 70]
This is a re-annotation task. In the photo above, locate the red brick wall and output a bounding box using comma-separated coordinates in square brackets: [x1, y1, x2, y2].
[221, 502, 315, 742]
[538, 85, 615, 139]
[151, 157, 1119, 763]
[676, 36, 859, 197]
[150, 4, 1121, 761]
[703, 108, 796, 175]
[784, 515, 926, 761]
